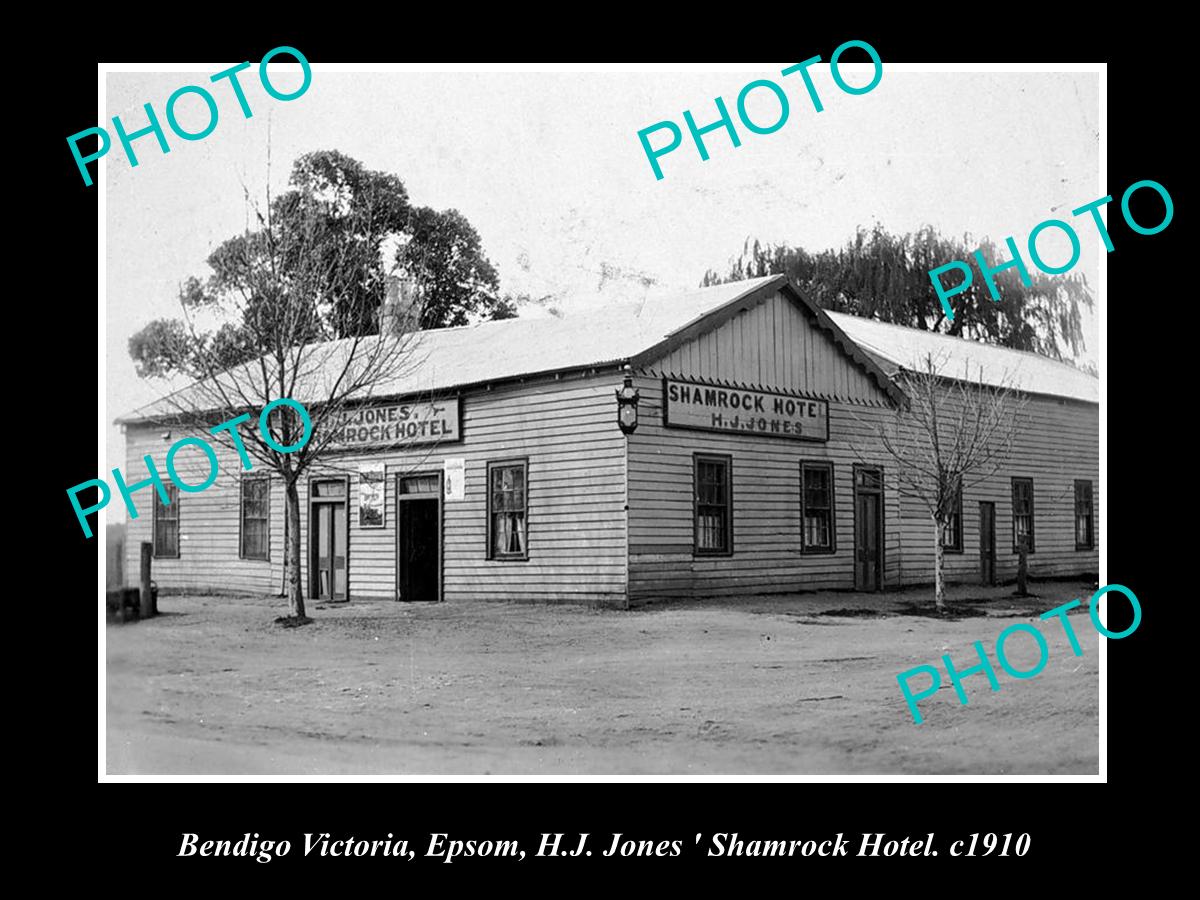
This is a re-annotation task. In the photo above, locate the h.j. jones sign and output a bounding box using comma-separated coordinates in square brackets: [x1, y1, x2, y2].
[328, 398, 461, 449]
[663, 378, 828, 442]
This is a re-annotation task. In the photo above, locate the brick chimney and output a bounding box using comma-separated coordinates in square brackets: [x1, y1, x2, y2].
[380, 276, 421, 334]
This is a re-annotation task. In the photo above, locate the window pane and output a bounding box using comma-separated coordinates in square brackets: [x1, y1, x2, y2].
[804, 513, 829, 548]
[698, 511, 725, 550]
[694, 458, 731, 553]
[241, 478, 270, 559]
[492, 512, 527, 555]
[804, 467, 828, 492]
[314, 480, 346, 498]
[800, 465, 833, 550]
[489, 463, 528, 557]
[400, 475, 439, 494]
[155, 485, 179, 555]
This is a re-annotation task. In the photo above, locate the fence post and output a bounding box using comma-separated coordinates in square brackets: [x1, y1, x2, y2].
[140, 542, 154, 618]
[1016, 541, 1029, 596]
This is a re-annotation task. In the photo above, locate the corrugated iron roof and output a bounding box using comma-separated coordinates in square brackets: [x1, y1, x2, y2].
[118, 276, 1097, 424]
[117, 276, 783, 423]
[825, 311, 1099, 403]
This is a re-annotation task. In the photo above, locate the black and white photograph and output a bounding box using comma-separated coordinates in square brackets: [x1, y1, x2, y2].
[94, 59, 1108, 778]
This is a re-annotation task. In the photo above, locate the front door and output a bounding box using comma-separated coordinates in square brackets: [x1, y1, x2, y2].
[397, 473, 442, 602]
[979, 501, 996, 586]
[310, 479, 348, 601]
[854, 467, 884, 591]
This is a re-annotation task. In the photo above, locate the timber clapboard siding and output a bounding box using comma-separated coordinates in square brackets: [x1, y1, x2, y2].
[124, 372, 628, 605]
[896, 391, 1099, 585]
[120, 279, 1098, 607]
[628, 381, 903, 600]
[626, 287, 1098, 602]
[654, 290, 887, 405]
[628, 287, 903, 602]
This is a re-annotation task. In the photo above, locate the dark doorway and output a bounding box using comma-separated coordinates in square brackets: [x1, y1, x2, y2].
[310, 479, 349, 601]
[979, 501, 996, 586]
[397, 473, 442, 602]
[854, 466, 884, 591]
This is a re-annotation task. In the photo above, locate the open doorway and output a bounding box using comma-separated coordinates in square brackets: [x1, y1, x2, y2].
[397, 472, 442, 602]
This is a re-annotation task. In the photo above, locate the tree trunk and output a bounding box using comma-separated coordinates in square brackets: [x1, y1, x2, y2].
[286, 480, 306, 619]
[279, 512, 289, 597]
[933, 517, 946, 612]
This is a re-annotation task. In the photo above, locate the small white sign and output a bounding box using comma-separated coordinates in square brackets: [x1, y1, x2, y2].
[443, 458, 465, 501]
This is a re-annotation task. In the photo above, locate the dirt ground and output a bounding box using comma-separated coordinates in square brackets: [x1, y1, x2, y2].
[105, 581, 1100, 776]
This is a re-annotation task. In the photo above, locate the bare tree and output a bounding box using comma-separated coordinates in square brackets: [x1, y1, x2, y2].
[857, 352, 1028, 611]
[133, 175, 439, 623]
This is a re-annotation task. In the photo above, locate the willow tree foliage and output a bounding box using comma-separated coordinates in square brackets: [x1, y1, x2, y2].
[702, 225, 1094, 361]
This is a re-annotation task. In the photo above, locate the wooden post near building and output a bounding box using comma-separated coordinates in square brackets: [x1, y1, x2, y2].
[1016, 539, 1029, 597]
[140, 542, 154, 618]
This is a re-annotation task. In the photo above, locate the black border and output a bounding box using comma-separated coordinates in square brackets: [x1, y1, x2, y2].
[49, 19, 1182, 877]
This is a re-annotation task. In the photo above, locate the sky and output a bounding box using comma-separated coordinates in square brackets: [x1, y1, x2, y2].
[104, 64, 1101, 518]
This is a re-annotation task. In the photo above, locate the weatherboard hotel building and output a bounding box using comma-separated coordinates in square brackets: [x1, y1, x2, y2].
[118, 275, 1099, 607]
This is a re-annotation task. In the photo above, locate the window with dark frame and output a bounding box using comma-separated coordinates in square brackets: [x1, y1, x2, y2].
[1075, 479, 1095, 551]
[240, 476, 270, 561]
[694, 454, 732, 555]
[488, 460, 528, 560]
[153, 483, 180, 558]
[1011, 477, 1035, 552]
[799, 461, 835, 553]
[943, 477, 963, 553]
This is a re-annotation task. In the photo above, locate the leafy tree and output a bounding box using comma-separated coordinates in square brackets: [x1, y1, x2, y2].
[126, 150, 507, 622]
[130, 150, 504, 380]
[702, 224, 1094, 361]
[489, 295, 521, 320]
[405, 207, 504, 328]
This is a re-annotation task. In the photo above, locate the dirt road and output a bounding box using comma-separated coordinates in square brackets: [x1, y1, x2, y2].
[105, 583, 1100, 776]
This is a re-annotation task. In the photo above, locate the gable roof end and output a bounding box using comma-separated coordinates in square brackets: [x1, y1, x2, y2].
[631, 275, 907, 406]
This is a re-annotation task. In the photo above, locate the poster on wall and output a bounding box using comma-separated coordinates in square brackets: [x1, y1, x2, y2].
[358, 463, 386, 527]
[444, 458, 465, 501]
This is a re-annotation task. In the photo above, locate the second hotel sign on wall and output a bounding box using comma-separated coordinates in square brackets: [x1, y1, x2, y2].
[663, 378, 829, 442]
[328, 398, 462, 450]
